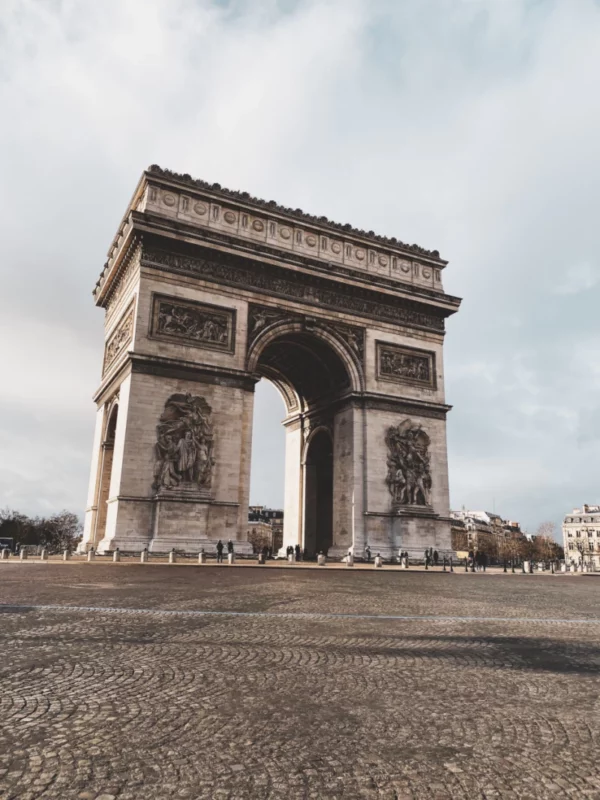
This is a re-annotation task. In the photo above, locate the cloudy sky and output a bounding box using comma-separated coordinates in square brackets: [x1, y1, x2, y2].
[1, 0, 599, 535]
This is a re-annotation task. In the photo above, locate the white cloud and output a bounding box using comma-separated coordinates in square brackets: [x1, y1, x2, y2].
[554, 262, 600, 295]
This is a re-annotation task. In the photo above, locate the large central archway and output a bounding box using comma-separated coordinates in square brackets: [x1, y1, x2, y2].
[248, 322, 359, 558]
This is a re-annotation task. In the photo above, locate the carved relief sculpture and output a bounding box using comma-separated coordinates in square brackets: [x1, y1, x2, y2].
[328, 322, 365, 362]
[153, 393, 215, 493]
[143, 248, 446, 333]
[103, 301, 135, 374]
[377, 342, 436, 388]
[247, 304, 292, 348]
[385, 419, 432, 507]
[151, 294, 235, 352]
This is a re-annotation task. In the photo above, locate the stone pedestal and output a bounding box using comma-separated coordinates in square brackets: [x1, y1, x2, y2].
[40, 549, 48, 561]
[113, 550, 120, 562]
[317, 554, 326, 566]
[374, 556, 383, 568]
[63, 550, 71, 561]
[346, 554, 354, 567]
[19, 550, 27, 561]
[87, 549, 95, 562]
[1, 549, 9, 560]
[140, 550, 148, 563]
[168, 550, 176, 564]
[228, 553, 234, 564]
[198, 552, 206, 564]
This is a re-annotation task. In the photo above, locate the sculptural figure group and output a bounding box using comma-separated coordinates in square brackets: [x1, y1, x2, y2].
[385, 419, 432, 507]
[153, 393, 215, 492]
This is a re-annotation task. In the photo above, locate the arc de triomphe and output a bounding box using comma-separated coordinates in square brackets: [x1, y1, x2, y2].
[80, 166, 461, 558]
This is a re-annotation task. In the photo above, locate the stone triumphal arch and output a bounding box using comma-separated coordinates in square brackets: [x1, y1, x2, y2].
[80, 166, 461, 558]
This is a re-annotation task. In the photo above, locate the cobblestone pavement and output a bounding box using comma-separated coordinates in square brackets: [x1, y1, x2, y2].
[0, 565, 599, 799]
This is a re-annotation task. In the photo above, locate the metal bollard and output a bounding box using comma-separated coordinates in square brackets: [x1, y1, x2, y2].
[87, 548, 95, 562]
[63, 549, 71, 561]
[40, 548, 48, 561]
[374, 555, 383, 569]
[113, 549, 120, 563]
[20, 549, 28, 561]
[168, 549, 176, 564]
[198, 551, 206, 564]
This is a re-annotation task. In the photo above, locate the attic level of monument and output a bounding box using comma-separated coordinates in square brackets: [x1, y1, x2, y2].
[94, 166, 458, 307]
[80, 167, 461, 561]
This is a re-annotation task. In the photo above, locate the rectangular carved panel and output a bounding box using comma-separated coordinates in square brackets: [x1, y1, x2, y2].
[376, 341, 436, 389]
[103, 299, 135, 375]
[150, 293, 235, 353]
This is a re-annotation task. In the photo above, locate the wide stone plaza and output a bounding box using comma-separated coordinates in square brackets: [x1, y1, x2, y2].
[0, 564, 599, 799]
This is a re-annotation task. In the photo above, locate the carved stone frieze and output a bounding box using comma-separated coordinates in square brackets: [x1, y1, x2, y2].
[150, 294, 235, 353]
[105, 243, 141, 317]
[143, 247, 445, 333]
[153, 393, 215, 494]
[146, 165, 443, 260]
[103, 300, 135, 374]
[385, 419, 432, 508]
[377, 341, 436, 389]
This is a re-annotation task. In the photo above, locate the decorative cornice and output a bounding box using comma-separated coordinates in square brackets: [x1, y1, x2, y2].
[142, 244, 448, 333]
[129, 353, 257, 392]
[338, 392, 452, 420]
[146, 165, 445, 261]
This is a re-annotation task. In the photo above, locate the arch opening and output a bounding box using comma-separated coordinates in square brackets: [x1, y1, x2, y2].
[250, 329, 353, 558]
[255, 331, 352, 412]
[303, 429, 334, 557]
[93, 403, 118, 548]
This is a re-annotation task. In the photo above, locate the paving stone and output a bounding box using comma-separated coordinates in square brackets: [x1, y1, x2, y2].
[0, 565, 599, 798]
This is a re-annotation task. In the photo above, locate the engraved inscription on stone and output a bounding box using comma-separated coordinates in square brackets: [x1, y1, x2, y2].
[151, 294, 235, 352]
[103, 301, 135, 374]
[153, 393, 215, 494]
[385, 419, 432, 508]
[377, 341, 436, 388]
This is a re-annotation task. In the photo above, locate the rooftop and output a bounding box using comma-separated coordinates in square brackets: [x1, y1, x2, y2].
[146, 165, 444, 262]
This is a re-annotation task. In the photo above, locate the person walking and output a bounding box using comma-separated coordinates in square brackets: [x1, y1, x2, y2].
[295, 544, 301, 562]
[227, 539, 234, 555]
[433, 550, 439, 566]
[216, 539, 224, 563]
[365, 545, 372, 563]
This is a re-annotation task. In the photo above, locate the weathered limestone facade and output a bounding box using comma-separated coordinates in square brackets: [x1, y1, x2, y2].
[80, 166, 461, 558]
